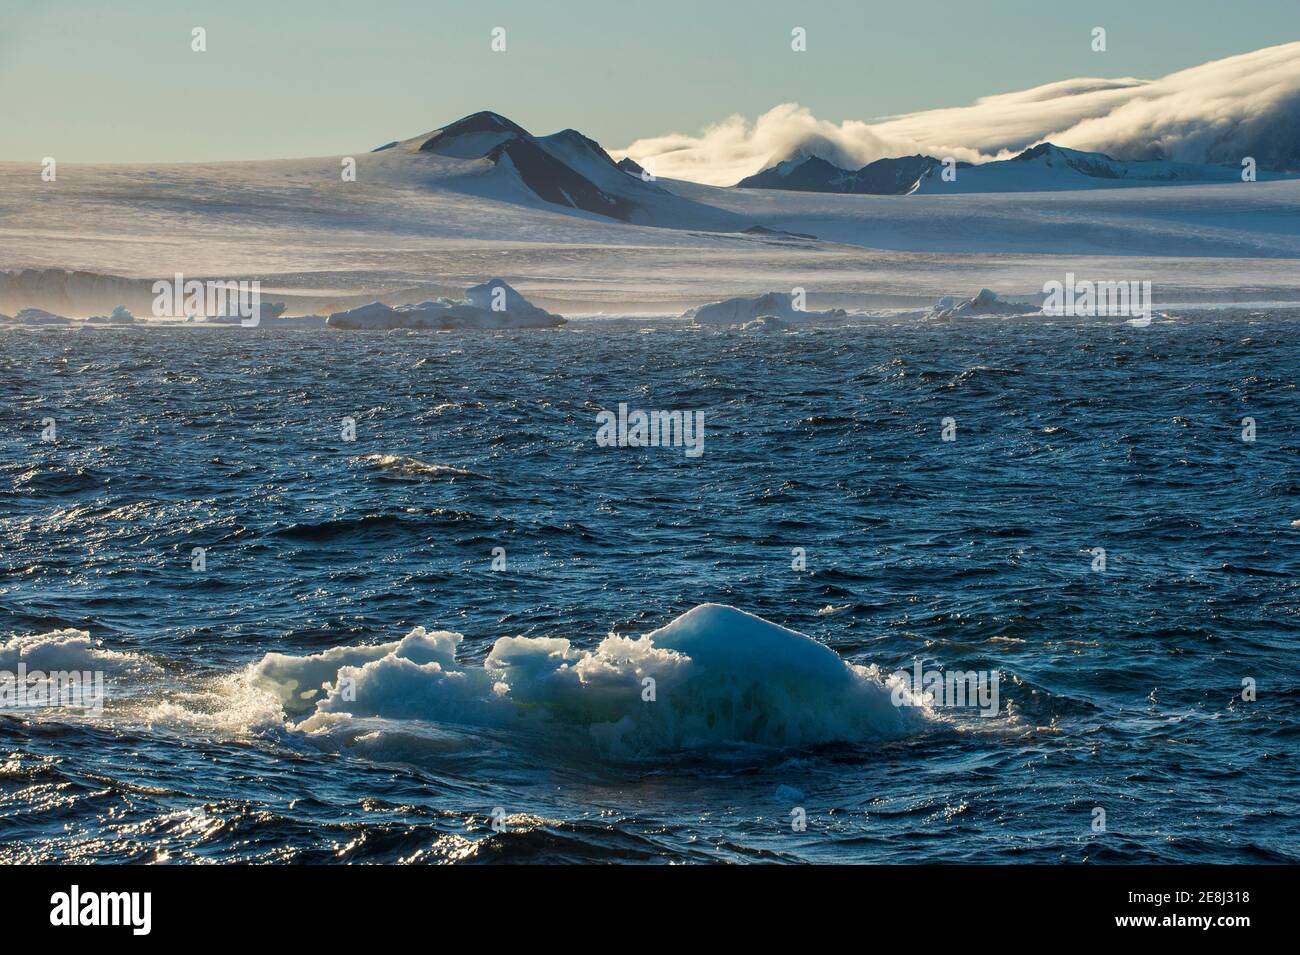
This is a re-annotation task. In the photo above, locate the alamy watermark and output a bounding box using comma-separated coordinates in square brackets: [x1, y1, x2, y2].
[890, 659, 1000, 717]
[595, 402, 705, 458]
[0, 665, 105, 716]
[1042, 272, 1152, 321]
[152, 272, 262, 326]
[50, 885, 151, 935]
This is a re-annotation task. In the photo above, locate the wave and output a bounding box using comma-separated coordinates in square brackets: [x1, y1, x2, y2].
[357, 453, 487, 480]
[272, 512, 424, 541]
[11, 465, 104, 495]
[0, 628, 157, 675]
[270, 507, 486, 542]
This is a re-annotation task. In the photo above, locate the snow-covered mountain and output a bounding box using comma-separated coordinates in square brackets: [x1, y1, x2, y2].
[619, 41, 1300, 185]
[616, 157, 648, 177]
[410, 111, 646, 221]
[737, 154, 958, 194]
[911, 143, 1275, 193]
[738, 142, 1289, 195]
[398, 110, 738, 228]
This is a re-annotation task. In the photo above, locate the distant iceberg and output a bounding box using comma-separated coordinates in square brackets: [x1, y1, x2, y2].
[325, 279, 564, 330]
[684, 291, 846, 326]
[926, 288, 1035, 320]
[84, 305, 136, 325]
[10, 307, 73, 326]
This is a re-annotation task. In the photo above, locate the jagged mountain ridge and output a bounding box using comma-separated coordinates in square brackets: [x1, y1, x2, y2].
[401, 111, 670, 222]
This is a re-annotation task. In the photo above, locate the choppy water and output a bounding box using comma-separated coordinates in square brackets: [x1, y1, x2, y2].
[1, 313, 1297, 864]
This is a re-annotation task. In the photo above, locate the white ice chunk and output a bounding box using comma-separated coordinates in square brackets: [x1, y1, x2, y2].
[326, 279, 564, 330]
[684, 291, 846, 326]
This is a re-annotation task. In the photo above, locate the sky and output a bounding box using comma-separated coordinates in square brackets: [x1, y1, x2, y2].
[2, 0, 1298, 166]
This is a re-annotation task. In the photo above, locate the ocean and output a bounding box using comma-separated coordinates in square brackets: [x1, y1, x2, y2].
[1, 312, 1296, 863]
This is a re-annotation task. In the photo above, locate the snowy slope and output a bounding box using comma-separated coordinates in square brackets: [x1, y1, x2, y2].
[3, 118, 1300, 318]
[396, 111, 745, 229]
[912, 143, 1274, 194]
[666, 175, 1300, 258]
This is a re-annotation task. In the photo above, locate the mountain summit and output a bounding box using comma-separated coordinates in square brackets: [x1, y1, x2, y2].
[405, 111, 659, 222]
[416, 111, 530, 155]
[381, 111, 748, 230]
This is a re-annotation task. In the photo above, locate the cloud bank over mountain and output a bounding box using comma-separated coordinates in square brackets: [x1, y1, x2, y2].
[616, 41, 1300, 185]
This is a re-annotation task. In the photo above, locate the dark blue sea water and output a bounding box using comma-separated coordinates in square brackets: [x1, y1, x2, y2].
[1, 313, 1297, 863]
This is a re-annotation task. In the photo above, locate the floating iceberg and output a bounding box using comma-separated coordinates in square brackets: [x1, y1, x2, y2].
[84, 305, 136, 325]
[325, 279, 564, 330]
[11, 307, 73, 326]
[233, 603, 926, 754]
[926, 288, 1034, 320]
[684, 291, 846, 326]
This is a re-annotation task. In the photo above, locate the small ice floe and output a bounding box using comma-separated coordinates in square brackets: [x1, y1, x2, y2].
[815, 604, 851, 616]
[925, 288, 1032, 320]
[1290, 519, 1300, 529]
[683, 291, 846, 326]
[325, 279, 564, 330]
[11, 307, 73, 326]
[84, 305, 136, 325]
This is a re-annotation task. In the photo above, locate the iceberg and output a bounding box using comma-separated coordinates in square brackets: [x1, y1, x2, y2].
[325, 279, 565, 330]
[84, 305, 136, 325]
[684, 291, 846, 326]
[231, 603, 927, 754]
[926, 288, 1034, 320]
[11, 307, 72, 326]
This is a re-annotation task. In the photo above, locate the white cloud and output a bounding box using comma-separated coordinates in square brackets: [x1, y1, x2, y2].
[615, 41, 1300, 185]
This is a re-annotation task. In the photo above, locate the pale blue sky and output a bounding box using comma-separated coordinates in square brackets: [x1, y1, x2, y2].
[2, 0, 1297, 161]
